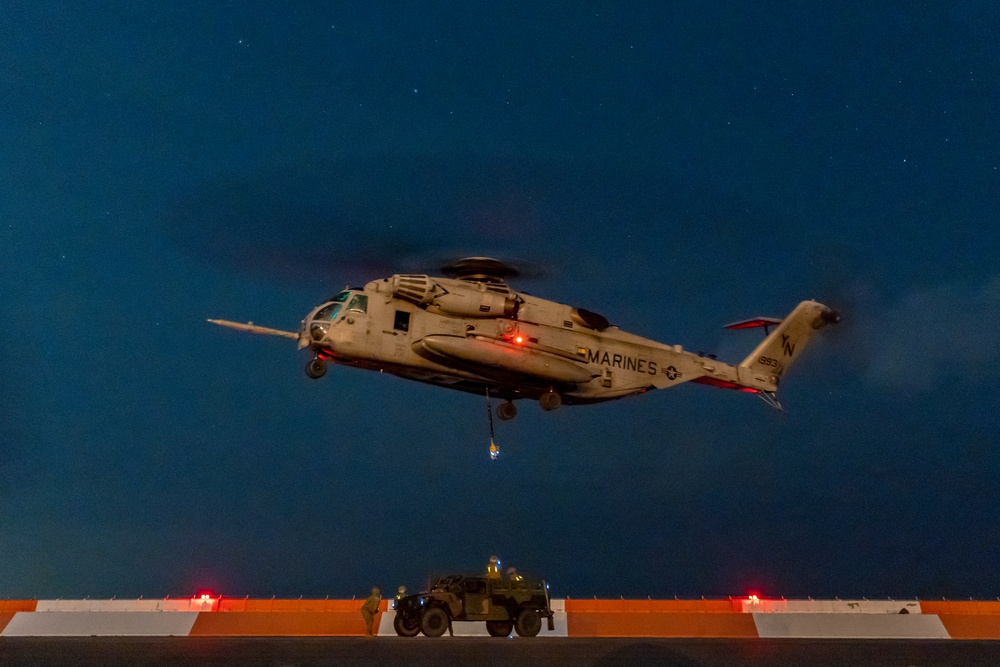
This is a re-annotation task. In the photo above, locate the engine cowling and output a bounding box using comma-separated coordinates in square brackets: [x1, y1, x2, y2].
[390, 274, 435, 305]
[390, 274, 519, 318]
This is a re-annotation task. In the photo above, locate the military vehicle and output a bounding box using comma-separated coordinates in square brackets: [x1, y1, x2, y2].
[391, 574, 555, 637]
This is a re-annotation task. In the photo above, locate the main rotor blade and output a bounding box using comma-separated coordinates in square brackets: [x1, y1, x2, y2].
[207, 319, 299, 340]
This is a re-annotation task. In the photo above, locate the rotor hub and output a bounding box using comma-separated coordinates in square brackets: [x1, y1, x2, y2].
[441, 257, 519, 283]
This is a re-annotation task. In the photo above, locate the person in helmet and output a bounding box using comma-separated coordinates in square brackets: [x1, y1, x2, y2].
[486, 555, 501, 580]
[505, 566, 523, 582]
[360, 586, 381, 637]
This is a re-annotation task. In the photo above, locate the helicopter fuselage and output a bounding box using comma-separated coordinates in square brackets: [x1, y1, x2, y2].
[210, 261, 838, 418]
[300, 274, 747, 407]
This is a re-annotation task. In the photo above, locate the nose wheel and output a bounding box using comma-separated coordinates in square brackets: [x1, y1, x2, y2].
[305, 358, 327, 379]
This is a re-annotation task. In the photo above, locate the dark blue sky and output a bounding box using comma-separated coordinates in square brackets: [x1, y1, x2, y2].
[2, 2, 999, 600]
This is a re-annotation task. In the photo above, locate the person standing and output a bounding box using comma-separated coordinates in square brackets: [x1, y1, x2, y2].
[486, 555, 500, 580]
[361, 586, 381, 637]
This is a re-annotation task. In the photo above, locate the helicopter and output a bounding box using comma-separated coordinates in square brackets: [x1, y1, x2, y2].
[209, 257, 840, 420]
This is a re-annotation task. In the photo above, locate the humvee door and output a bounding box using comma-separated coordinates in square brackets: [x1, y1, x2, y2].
[462, 578, 490, 619]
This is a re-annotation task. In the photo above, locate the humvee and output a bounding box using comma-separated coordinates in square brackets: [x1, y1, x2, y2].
[392, 574, 555, 637]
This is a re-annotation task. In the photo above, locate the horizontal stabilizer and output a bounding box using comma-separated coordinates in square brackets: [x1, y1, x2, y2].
[724, 316, 783, 331]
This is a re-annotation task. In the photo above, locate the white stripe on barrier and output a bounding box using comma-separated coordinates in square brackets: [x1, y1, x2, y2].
[753, 613, 950, 639]
[35, 599, 217, 612]
[741, 599, 922, 614]
[1, 612, 199, 637]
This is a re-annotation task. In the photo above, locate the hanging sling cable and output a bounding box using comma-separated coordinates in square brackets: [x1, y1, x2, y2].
[486, 387, 500, 460]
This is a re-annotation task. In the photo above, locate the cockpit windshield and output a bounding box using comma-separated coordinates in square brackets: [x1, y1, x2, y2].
[315, 291, 352, 320]
[310, 292, 351, 341]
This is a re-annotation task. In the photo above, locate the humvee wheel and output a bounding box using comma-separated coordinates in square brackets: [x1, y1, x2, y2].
[497, 401, 517, 421]
[539, 390, 561, 411]
[514, 608, 542, 637]
[486, 620, 514, 637]
[305, 358, 327, 379]
[421, 607, 449, 637]
[394, 614, 420, 637]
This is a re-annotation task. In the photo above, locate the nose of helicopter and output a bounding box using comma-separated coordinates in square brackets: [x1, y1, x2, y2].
[297, 314, 321, 349]
[298, 317, 328, 349]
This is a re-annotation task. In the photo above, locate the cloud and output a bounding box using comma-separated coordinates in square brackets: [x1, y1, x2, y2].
[857, 276, 1000, 392]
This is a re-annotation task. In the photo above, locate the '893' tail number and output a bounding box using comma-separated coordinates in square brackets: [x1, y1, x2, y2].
[758, 356, 780, 368]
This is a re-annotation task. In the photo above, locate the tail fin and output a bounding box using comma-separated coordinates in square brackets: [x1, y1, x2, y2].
[737, 300, 840, 389]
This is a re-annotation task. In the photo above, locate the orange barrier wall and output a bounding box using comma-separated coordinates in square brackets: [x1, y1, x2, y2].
[216, 599, 370, 613]
[568, 612, 758, 637]
[919, 601, 1000, 615]
[190, 611, 377, 636]
[918, 601, 1000, 639]
[564, 599, 755, 637]
[0, 601, 38, 634]
[928, 616, 1000, 640]
[565, 599, 740, 613]
[0, 613, 16, 635]
[190, 600, 388, 636]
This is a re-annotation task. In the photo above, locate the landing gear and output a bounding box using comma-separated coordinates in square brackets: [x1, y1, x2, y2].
[305, 358, 327, 379]
[496, 401, 517, 421]
[539, 390, 561, 411]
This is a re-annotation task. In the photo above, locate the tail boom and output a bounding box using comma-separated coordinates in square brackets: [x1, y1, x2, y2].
[736, 300, 839, 391]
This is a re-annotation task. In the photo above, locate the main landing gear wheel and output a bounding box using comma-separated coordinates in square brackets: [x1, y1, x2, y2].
[497, 401, 517, 421]
[305, 358, 327, 379]
[514, 608, 542, 637]
[421, 607, 449, 637]
[539, 390, 561, 411]
[486, 620, 514, 637]
[393, 614, 420, 637]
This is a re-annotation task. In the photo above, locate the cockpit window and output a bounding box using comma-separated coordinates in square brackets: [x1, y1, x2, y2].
[330, 291, 351, 303]
[315, 303, 343, 320]
[315, 291, 352, 320]
[347, 294, 368, 313]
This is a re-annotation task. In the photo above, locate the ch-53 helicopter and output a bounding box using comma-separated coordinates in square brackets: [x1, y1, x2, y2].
[209, 257, 840, 422]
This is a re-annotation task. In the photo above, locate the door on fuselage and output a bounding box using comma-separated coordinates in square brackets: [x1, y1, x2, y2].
[340, 293, 372, 356]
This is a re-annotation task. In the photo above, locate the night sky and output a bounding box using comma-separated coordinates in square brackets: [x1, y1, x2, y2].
[3, 2, 999, 601]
